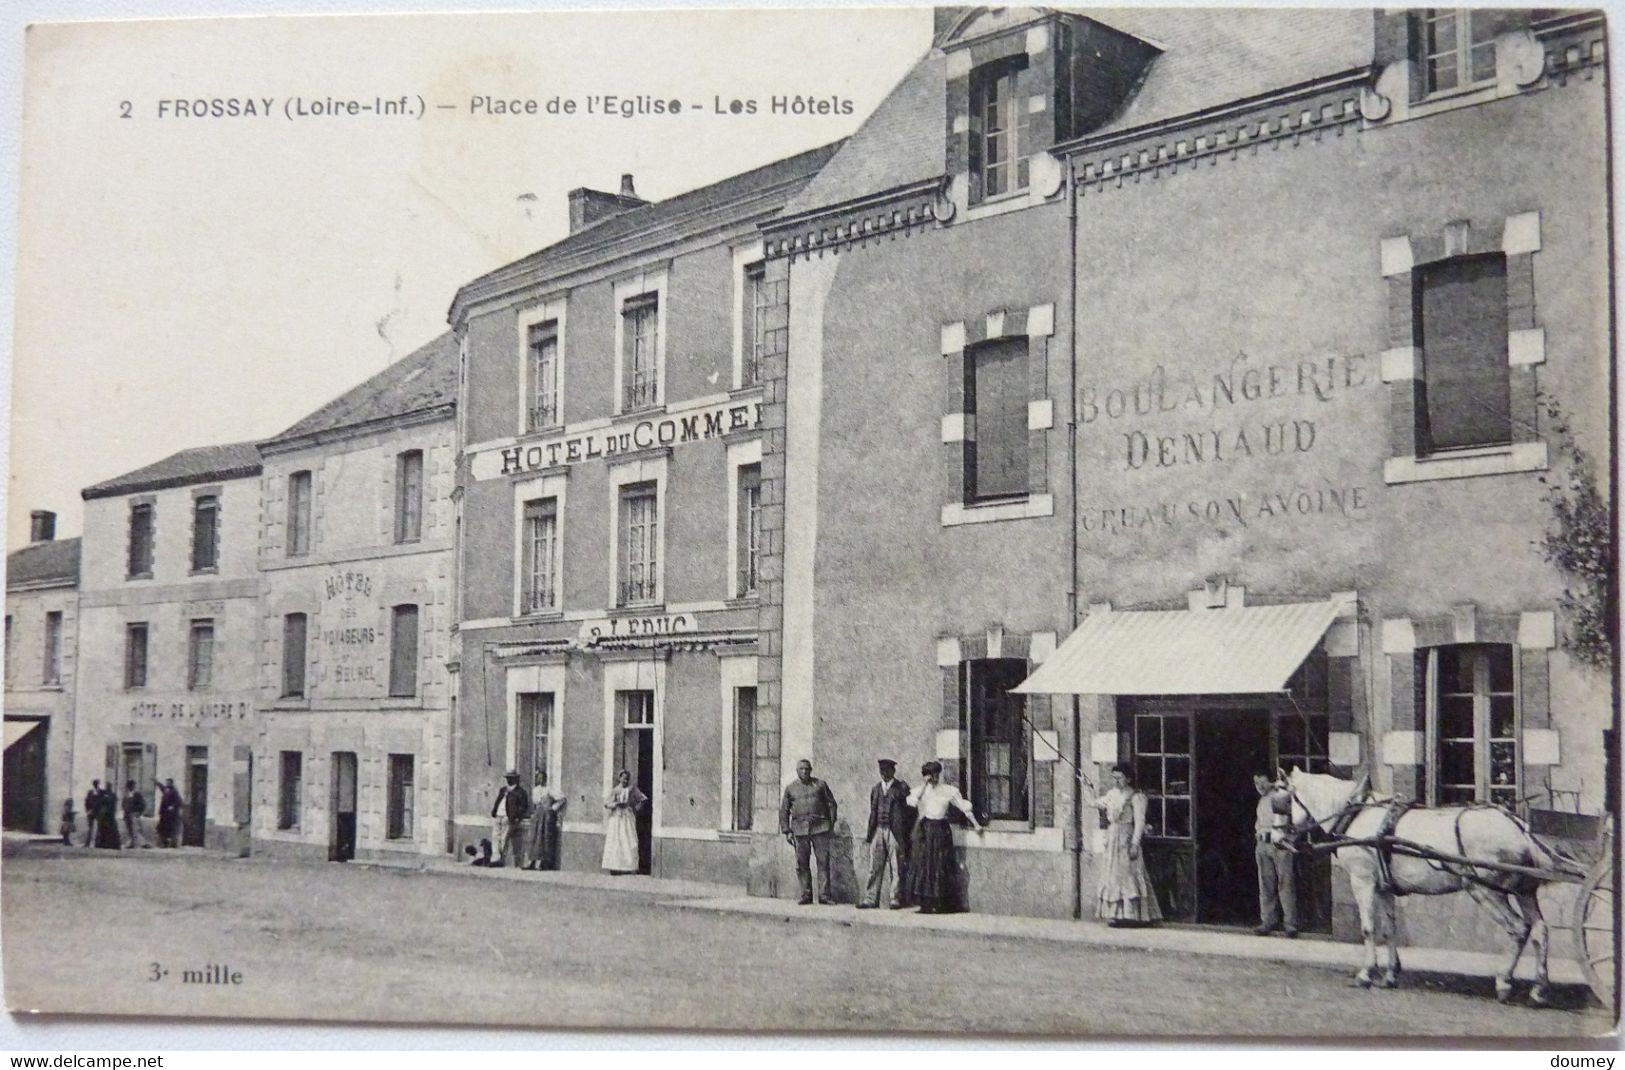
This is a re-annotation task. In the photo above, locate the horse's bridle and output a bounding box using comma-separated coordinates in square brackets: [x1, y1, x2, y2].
[1281, 783, 1368, 853]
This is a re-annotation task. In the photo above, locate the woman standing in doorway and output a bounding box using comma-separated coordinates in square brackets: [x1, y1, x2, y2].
[600, 769, 645, 875]
[526, 770, 567, 871]
[1093, 763, 1163, 926]
[905, 761, 983, 914]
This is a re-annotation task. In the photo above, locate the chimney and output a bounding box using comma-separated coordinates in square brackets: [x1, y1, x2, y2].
[29, 510, 55, 543]
[566, 174, 650, 234]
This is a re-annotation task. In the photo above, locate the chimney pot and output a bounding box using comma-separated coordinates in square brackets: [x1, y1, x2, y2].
[619, 174, 637, 198]
[29, 510, 56, 543]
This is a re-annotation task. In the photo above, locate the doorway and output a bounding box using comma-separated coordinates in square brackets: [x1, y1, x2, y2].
[330, 751, 357, 862]
[1194, 712, 1270, 925]
[2, 719, 46, 833]
[183, 746, 208, 847]
[617, 690, 655, 875]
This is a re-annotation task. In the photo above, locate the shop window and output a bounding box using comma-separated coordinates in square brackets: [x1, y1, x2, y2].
[127, 502, 154, 578]
[277, 750, 302, 830]
[1419, 9, 1496, 96]
[395, 450, 424, 544]
[618, 483, 659, 606]
[1427, 644, 1518, 806]
[281, 613, 307, 698]
[736, 464, 761, 598]
[386, 753, 415, 840]
[42, 611, 61, 686]
[965, 338, 1030, 501]
[187, 619, 214, 690]
[621, 294, 660, 411]
[124, 623, 149, 690]
[733, 685, 757, 831]
[741, 262, 767, 387]
[1416, 254, 1510, 452]
[388, 605, 419, 698]
[963, 658, 1030, 822]
[1132, 712, 1192, 838]
[520, 497, 559, 614]
[515, 692, 554, 783]
[527, 320, 561, 431]
[287, 471, 312, 557]
[191, 494, 219, 572]
[969, 56, 1028, 202]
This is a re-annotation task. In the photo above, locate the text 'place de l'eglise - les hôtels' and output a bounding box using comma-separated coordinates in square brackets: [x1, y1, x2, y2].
[5, 6, 1613, 959]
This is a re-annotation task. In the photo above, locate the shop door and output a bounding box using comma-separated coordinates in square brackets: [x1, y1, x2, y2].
[1194, 712, 1270, 926]
[183, 747, 208, 847]
[1125, 709, 1195, 921]
[330, 751, 357, 862]
[618, 690, 655, 875]
[2, 720, 46, 833]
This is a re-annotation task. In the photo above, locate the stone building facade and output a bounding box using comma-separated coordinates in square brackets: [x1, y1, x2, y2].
[74, 444, 263, 851]
[252, 333, 457, 861]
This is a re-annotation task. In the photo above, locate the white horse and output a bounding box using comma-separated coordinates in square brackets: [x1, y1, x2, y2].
[1285, 768, 1581, 1005]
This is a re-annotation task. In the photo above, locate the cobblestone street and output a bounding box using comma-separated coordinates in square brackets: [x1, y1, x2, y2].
[1, 840, 1610, 1039]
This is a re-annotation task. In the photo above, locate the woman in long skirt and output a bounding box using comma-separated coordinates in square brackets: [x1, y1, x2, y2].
[1093, 763, 1163, 926]
[526, 770, 566, 871]
[600, 769, 645, 874]
[905, 761, 983, 913]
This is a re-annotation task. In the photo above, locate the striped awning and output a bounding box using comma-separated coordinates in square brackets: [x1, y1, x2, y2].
[1014, 601, 1343, 696]
[3, 720, 43, 750]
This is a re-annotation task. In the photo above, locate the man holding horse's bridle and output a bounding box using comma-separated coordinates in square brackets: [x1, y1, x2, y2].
[1253, 773, 1299, 938]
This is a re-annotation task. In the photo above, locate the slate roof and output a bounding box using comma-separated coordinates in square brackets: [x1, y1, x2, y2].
[449, 142, 844, 323]
[81, 443, 262, 501]
[6, 537, 81, 590]
[262, 330, 457, 450]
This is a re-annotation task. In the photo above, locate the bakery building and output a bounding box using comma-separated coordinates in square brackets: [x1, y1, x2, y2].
[756, 2, 1613, 951]
[4, 511, 81, 834]
[448, 152, 835, 881]
[252, 333, 457, 861]
[74, 443, 264, 850]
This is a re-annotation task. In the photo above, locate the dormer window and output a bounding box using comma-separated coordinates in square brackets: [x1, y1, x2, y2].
[970, 56, 1028, 202]
[1421, 9, 1496, 96]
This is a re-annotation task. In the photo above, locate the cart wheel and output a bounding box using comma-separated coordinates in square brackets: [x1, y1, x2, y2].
[1573, 851, 1617, 1010]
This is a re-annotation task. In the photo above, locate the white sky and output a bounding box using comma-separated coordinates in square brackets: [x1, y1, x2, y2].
[7, 4, 931, 547]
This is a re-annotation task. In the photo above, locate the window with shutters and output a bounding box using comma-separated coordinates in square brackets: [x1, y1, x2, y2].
[963, 658, 1030, 822]
[515, 692, 554, 783]
[187, 619, 214, 690]
[965, 338, 1030, 501]
[127, 502, 154, 578]
[191, 494, 220, 573]
[389, 605, 419, 698]
[618, 483, 659, 606]
[621, 295, 660, 411]
[1425, 644, 1518, 806]
[124, 623, 149, 689]
[732, 686, 757, 831]
[387, 754, 415, 840]
[287, 471, 313, 557]
[527, 320, 561, 430]
[42, 611, 62, 686]
[741, 263, 768, 388]
[1419, 9, 1497, 96]
[281, 613, 307, 698]
[395, 450, 424, 543]
[969, 56, 1028, 203]
[520, 498, 559, 615]
[1416, 254, 1510, 452]
[736, 464, 761, 598]
[278, 750, 302, 830]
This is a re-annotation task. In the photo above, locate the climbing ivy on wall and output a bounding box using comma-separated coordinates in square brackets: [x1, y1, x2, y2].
[1537, 399, 1614, 671]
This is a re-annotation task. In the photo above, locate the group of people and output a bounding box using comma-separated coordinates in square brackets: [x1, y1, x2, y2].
[779, 757, 985, 913]
[464, 769, 567, 870]
[61, 778, 184, 851]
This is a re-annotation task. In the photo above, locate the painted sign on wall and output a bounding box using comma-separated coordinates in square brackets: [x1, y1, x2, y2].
[472, 397, 760, 481]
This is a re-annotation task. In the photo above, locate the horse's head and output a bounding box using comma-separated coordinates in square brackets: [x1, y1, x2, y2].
[1286, 767, 1361, 832]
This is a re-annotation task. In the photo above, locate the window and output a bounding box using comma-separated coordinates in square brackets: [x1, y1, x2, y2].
[124, 623, 149, 689]
[965, 338, 1030, 501]
[733, 686, 756, 831]
[187, 619, 214, 690]
[521, 498, 559, 614]
[527, 320, 560, 430]
[1416, 253, 1510, 453]
[736, 464, 761, 597]
[622, 690, 655, 727]
[287, 471, 312, 556]
[281, 613, 307, 698]
[622, 294, 659, 411]
[515, 692, 554, 783]
[618, 483, 659, 605]
[278, 751, 302, 830]
[1132, 711, 1192, 838]
[741, 263, 767, 387]
[387, 754, 415, 840]
[42, 611, 61, 686]
[120, 742, 149, 794]
[1429, 644, 1518, 806]
[191, 495, 219, 572]
[395, 450, 424, 543]
[1421, 9, 1496, 95]
[970, 56, 1028, 201]
[389, 604, 419, 698]
[964, 658, 1030, 822]
[127, 503, 154, 577]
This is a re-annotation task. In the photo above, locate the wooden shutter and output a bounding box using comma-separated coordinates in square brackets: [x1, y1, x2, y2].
[1420, 255, 1510, 451]
[969, 339, 1030, 500]
[389, 605, 419, 697]
[144, 743, 158, 793]
[104, 744, 118, 788]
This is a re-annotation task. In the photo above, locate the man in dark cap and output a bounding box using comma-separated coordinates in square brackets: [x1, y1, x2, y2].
[860, 758, 913, 909]
[497, 770, 531, 868]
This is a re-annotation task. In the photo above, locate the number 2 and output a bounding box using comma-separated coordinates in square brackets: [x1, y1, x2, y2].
[120, 101, 132, 118]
